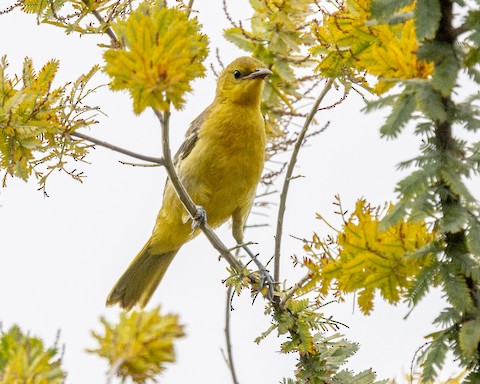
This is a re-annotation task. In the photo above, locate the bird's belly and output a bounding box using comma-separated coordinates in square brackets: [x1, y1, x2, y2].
[186, 148, 263, 226]
[180, 132, 265, 227]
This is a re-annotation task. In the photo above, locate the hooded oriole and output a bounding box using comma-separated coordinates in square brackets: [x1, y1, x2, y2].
[107, 56, 271, 310]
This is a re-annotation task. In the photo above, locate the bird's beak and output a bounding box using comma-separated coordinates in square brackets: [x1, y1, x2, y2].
[243, 68, 272, 80]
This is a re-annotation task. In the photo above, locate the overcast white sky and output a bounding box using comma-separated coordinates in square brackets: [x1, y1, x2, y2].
[0, 1, 473, 383]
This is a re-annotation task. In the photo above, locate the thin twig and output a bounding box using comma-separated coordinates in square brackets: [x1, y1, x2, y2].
[91, 9, 119, 46]
[279, 273, 311, 309]
[273, 79, 334, 284]
[224, 285, 240, 384]
[153, 109, 247, 275]
[118, 160, 161, 167]
[106, 358, 123, 384]
[70, 131, 165, 165]
[186, 0, 195, 17]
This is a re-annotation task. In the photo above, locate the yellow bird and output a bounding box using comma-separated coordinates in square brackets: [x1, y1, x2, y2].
[107, 56, 271, 310]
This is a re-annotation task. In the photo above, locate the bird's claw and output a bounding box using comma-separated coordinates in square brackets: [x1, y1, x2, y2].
[257, 265, 275, 301]
[242, 244, 275, 301]
[191, 205, 207, 233]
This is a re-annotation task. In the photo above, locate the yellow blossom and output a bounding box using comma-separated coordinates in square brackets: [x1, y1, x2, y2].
[320, 200, 435, 314]
[104, 2, 209, 113]
[311, 0, 433, 94]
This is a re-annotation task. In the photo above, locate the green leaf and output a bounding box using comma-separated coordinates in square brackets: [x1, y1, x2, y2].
[433, 307, 461, 327]
[407, 261, 439, 306]
[380, 198, 409, 229]
[370, 0, 413, 19]
[458, 252, 480, 283]
[380, 92, 415, 138]
[415, 84, 447, 122]
[410, 190, 435, 221]
[440, 267, 473, 312]
[417, 41, 460, 96]
[441, 203, 469, 233]
[414, 0, 441, 40]
[272, 59, 296, 82]
[466, 10, 480, 45]
[438, 166, 476, 203]
[362, 94, 399, 113]
[396, 165, 436, 198]
[464, 370, 480, 384]
[431, 47, 459, 96]
[466, 219, 480, 257]
[224, 27, 256, 52]
[459, 319, 480, 358]
[420, 332, 449, 382]
[333, 368, 385, 384]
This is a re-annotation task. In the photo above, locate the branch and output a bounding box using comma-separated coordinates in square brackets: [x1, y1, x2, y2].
[153, 109, 246, 276]
[186, 0, 195, 17]
[224, 285, 240, 384]
[70, 131, 165, 165]
[273, 79, 334, 283]
[106, 358, 124, 384]
[91, 9, 119, 46]
[279, 273, 311, 309]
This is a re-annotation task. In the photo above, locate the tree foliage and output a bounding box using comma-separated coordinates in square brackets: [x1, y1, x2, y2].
[88, 307, 184, 383]
[224, 0, 318, 135]
[104, 2, 209, 113]
[2, 0, 480, 383]
[0, 325, 65, 384]
[306, 0, 480, 381]
[301, 199, 435, 315]
[311, 0, 433, 94]
[0, 56, 98, 192]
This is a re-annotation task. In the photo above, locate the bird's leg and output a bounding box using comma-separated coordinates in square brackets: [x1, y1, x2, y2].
[191, 205, 207, 233]
[242, 244, 275, 300]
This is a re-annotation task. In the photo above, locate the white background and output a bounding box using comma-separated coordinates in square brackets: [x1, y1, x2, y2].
[0, 1, 472, 383]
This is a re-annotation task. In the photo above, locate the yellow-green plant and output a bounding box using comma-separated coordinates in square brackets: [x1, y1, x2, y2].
[104, 2, 208, 113]
[0, 325, 65, 384]
[302, 199, 435, 314]
[0, 57, 98, 192]
[88, 307, 184, 383]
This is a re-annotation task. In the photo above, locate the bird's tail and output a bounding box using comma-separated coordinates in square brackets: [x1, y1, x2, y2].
[106, 240, 178, 310]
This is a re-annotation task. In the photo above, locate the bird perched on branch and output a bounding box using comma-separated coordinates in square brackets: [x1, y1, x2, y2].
[107, 56, 271, 310]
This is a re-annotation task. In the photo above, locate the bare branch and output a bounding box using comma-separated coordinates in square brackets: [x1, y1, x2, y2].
[186, 0, 195, 17]
[273, 79, 334, 283]
[222, 0, 238, 28]
[106, 358, 124, 384]
[279, 273, 311, 309]
[0, 1, 19, 15]
[224, 285, 240, 384]
[70, 131, 165, 165]
[91, 9, 119, 46]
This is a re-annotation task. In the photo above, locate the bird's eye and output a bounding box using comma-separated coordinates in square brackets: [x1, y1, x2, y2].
[233, 70, 242, 79]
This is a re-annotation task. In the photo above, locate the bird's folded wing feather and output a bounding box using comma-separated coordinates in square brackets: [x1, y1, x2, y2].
[173, 104, 213, 165]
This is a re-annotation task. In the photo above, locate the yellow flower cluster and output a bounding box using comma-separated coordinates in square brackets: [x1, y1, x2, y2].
[89, 307, 184, 382]
[104, 2, 208, 113]
[319, 200, 435, 314]
[311, 0, 433, 94]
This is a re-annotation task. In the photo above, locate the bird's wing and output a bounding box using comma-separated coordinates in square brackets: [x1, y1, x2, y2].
[173, 104, 213, 166]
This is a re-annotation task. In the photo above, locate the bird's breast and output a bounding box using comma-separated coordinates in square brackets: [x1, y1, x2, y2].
[179, 103, 266, 226]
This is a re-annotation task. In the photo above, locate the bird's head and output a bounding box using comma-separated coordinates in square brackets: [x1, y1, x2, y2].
[215, 56, 272, 106]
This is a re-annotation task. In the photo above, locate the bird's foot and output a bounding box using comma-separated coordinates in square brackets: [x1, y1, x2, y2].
[242, 244, 275, 301]
[191, 205, 207, 233]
